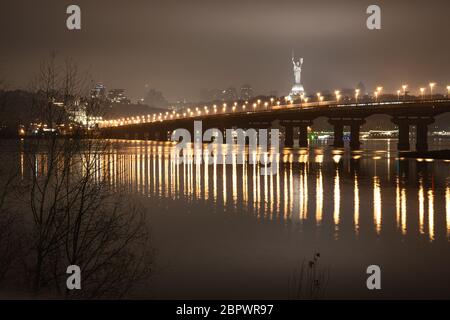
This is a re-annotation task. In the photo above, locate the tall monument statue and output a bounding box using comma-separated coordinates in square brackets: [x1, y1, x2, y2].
[289, 52, 305, 98]
[293, 56, 303, 84]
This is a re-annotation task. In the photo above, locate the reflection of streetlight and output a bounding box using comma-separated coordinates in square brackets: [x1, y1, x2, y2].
[420, 87, 425, 100]
[319, 96, 324, 103]
[316, 92, 321, 102]
[397, 90, 401, 101]
[334, 90, 340, 102]
[402, 85, 407, 101]
[376, 86, 383, 102]
[374, 91, 378, 102]
[447, 85, 450, 98]
[429, 82, 436, 99]
[355, 89, 360, 104]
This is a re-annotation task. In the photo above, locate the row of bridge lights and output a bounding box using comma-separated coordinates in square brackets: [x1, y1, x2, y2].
[397, 82, 450, 100]
[102, 83, 450, 127]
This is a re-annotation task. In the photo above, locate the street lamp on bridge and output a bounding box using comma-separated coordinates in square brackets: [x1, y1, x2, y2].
[376, 87, 383, 102]
[447, 85, 450, 98]
[334, 90, 340, 103]
[420, 87, 425, 100]
[402, 85, 408, 100]
[355, 89, 360, 104]
[429, 82, 436, 99]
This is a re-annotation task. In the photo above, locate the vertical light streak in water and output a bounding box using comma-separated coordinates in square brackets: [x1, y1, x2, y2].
[147, 149, 151, 196]
[396, 177, 400, 230]
[222, 154, 227, 205]
[133, 150, 137, 193]
[316, 166, 323, 226]
[152, 151, 156, 195]
[428, 189, 435, 241]
[264, 154, 268, 213]
[315, 154, 324, 226]
[252, 152, 257, 207]
[165, 154, 170, 198]
[354, 174, 360, 235]
[20, 152, 24, 179]
[129, 153, 133, 192]
[333, 168, 340, 230]
[299, 167, 304, 221]
[418, 178, 425, 235]
[387, 140, 391, 180]
[204, 151, 209, 201]
[276, 156, 281, 217]
[243, 153, 248, 206]
[289, 159, 294, 219]
[182, 154, 187, 197]
[195, 150, 201, 200]
[213, 153, 217, 202]
[401, 187, 407, 235]
[373, 176, 382, 235]
[270, 157, 274, 218]
[138, 149, 142, 194]
[302, 164, 308, 221]
[257, 158, 261, 212]
[284, 165, 289, 220]
[446, 185, 450, 238]
[158, 153, 162, 197]
[232, 152, 237, 206]
[114, 151, 118, 190]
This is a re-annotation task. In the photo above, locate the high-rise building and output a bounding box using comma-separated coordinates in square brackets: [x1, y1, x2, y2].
[107, 89, 130, 104]
[220, 86, 237, 102]
[90, 83, 107, 99]
[240, 84, 254, 100]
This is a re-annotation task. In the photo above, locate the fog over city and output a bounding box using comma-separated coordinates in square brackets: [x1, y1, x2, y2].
[1, 0, 449, 101]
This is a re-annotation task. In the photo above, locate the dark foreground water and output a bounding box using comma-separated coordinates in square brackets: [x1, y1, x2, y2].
[6, 138, 450, 299]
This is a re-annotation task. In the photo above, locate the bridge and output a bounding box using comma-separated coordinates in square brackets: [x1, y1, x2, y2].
[99, 99, 450, 151]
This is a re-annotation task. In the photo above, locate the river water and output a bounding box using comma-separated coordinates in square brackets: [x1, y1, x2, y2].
[7, 138, 450, 299]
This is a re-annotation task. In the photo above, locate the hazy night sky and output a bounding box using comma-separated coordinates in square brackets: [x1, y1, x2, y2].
[1, 0, 449, 101]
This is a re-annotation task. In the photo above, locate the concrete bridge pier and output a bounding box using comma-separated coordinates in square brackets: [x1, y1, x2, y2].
[283, 124, 294, 147]
[349, 120, 365, 150]
[329, 119, 365, 150]
[393, 117, 434, 151]
[298, 124, 309, 148]
[415, 119, 434, 151]
[329, 121, 344, 148]
[281, 120, 311, 148]
[394, 120, 410, 151]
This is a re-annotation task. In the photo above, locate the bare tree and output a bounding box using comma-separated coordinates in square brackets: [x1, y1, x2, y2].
[18, 53, 153, 298]
[0, 77, 23, 287]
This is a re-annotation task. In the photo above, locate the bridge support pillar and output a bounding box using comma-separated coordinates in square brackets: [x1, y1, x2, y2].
[298, 124, 309, 148]
[350, 122, 364, 150]
[331, 123, 344, 148]
[397, 122, 410, 151]
[416, 121, 430, 152]
[350, 125, 360, 150]
[284, 125, 294, 147]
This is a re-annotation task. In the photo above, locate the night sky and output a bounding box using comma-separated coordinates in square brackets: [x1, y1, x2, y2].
[1, 0, 449, 101]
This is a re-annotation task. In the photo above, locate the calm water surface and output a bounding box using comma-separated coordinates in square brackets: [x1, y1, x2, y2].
[13, 139, 450, 299]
